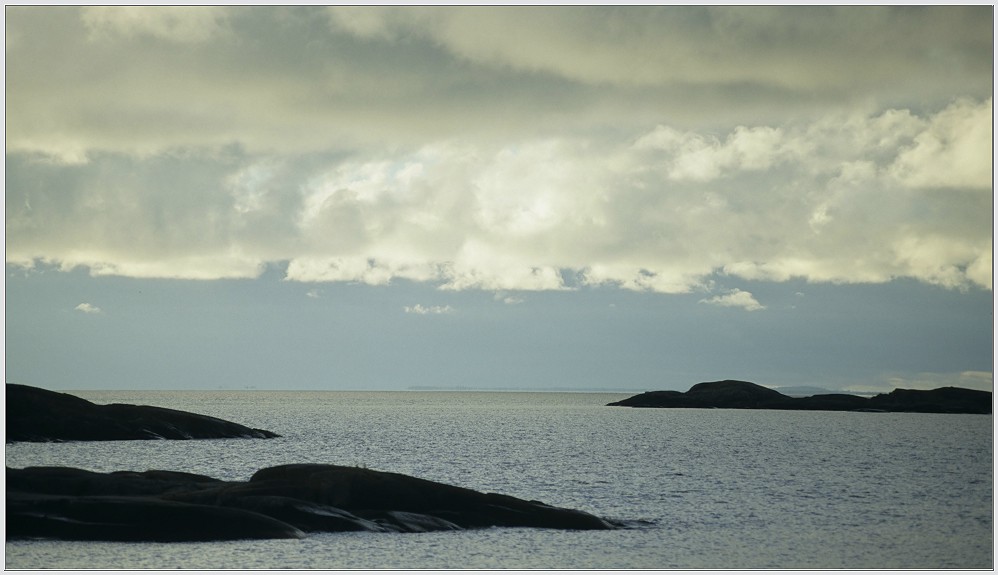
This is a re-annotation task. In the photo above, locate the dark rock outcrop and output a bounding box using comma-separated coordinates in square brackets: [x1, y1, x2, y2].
[608, 380, 792, 409]
[792, 393, 871, 411]
[7, 464, 621, 541]
[6, 384, 280, 442]
[242, 464, 616, 530]
[608, 380, 992, 414]
[865, 386, 992, 414]
[7, 492, 306, 542]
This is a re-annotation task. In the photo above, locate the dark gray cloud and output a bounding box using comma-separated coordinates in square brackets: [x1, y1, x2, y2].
[7, 6, 991, 156]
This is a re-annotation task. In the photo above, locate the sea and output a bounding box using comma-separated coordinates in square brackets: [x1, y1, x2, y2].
[4, 390, 993, 570]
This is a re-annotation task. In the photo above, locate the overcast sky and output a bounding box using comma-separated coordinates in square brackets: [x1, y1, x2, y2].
[5, 6, 993, 393]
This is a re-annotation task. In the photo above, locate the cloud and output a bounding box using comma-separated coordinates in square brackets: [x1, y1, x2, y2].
[632, 125, 796, 182]
[403, 304, 454, 315]
[81, 6, 229, 44]
[74, 303, 102, 314]
[6, 99, 992, 291]
[325, 6, 990, 96]
[324, 6, 402, 41]
[4, 8, 992, 293]
[699, 289, 765, 311]
[6, 7, 991, 163]
[494, 292, 524, 305]
[889, 98, 992, 189]
[287, 258, 445, 287]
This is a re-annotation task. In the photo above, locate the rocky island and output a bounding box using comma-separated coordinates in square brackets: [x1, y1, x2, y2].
[7, 464, 622, 541]
[608, 380, 992, 414]
[6, 383, 280, 442]
[6, 385, 625, 541]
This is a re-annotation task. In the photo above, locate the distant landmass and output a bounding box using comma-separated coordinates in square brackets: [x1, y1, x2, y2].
[6, 383, 281, 442]
[607, 380, 992, 414]
[407, 385, 640, 393]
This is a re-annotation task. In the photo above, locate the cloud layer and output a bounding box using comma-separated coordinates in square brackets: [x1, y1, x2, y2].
[6, 7, 992, 296]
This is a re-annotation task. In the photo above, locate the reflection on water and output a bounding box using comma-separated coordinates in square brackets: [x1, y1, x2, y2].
[6, 391, 993, 569]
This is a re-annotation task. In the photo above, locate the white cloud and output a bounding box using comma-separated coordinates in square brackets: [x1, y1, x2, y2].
[81, 6, 229, 44]
[286, 257, 445, 286]
[74, 302, 102, 314]
[404, 304, 454, 315]
[441, 265, 568, 292]
[699, 289, 766, 311]
[494, 292, 524, 305]
[7, 100, 992, 291]
[889, 98, 992, 189]
[581, 265, 709, 295]
[889, 234, 990, 290]
[633, 125, 795, 182]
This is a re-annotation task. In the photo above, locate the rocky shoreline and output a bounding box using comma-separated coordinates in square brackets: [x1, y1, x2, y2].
[8, 464, 621, 541]
[6, 383, 280, 442]
[608, 380, 992, 414]
[6, 384, 623, 541]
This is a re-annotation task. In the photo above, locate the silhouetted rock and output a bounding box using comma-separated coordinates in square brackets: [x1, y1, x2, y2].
[608, 380, 791, 409]
[6, 384, 280, 442]
[6, 464, 621, 541]
[793, 393, 870, 411]
[608, 380, 991, 414]
[684, 380, 790, 408]
[7, 492, 305, 542]
[866, 386, 992, 414]
[244, 464, 616, 530]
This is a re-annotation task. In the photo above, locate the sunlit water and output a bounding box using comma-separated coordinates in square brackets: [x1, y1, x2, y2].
[5, 391, 993, 569]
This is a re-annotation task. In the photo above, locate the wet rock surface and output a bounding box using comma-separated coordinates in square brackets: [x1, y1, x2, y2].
[7, 464, 621, 541]
[6, 384, 280, 442]
[608, 380, 992, 414]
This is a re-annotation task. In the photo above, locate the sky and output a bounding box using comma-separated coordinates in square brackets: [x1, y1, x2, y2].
[4, 5, 994, 393]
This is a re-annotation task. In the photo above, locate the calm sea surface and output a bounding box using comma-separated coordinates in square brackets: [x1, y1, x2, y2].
[4, 390, 993, 569]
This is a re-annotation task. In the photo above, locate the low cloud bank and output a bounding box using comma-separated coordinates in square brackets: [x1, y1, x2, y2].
[7, 100, 991, 298]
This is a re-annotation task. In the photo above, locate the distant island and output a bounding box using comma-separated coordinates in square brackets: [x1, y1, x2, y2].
[6, 383, 281, 442]
[607, 380, 992, 414]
